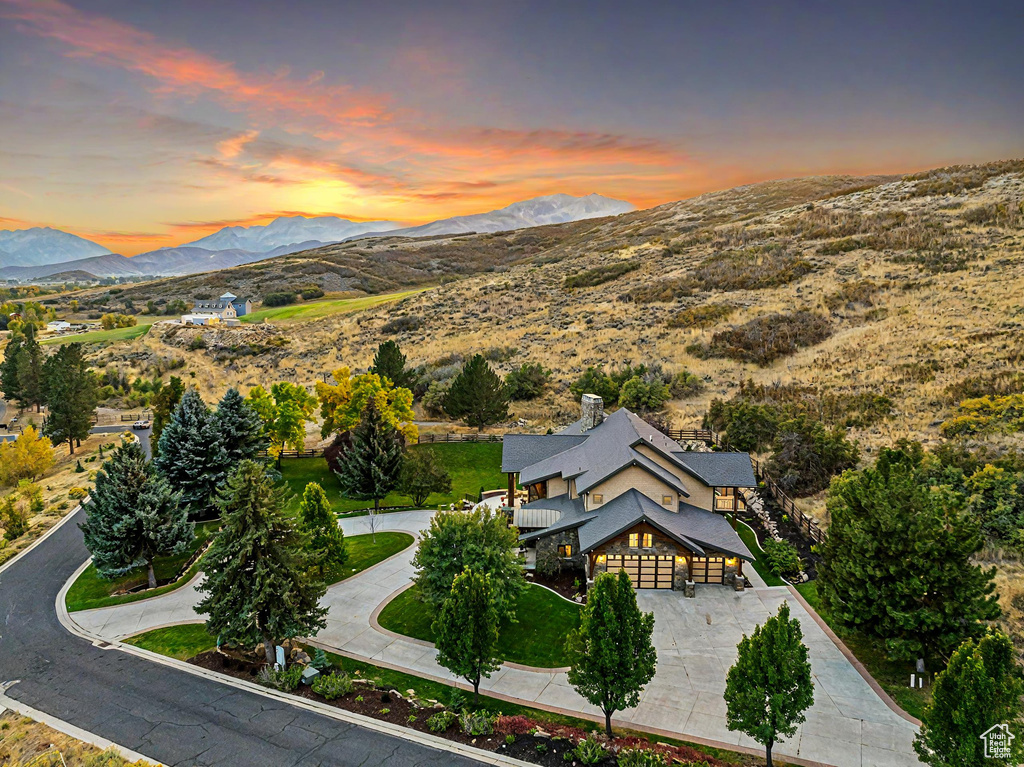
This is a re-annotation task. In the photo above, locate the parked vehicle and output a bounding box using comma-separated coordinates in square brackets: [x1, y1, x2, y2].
[132, 419, 151, 430]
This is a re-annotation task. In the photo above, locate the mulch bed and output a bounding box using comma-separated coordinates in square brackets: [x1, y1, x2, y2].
[187, 650, 734, 766]
[527, 566, 588, 601]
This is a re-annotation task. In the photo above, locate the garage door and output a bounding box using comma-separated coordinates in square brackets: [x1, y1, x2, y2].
[606, 555, 674, 589]
[691, 556, 725, 584]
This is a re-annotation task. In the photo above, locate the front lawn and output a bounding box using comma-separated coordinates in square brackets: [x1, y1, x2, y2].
[734, 520, 786, 587]
[240, 290, 426, 324]
[65, 520, 220, 612]
[324, 532, 413, 585]
[796, 580, 931, 720]
[280, 442, 507, 514]
[125, 623, 216, 660]
[41, 317, 157, 347]
[377, 582, 581, 668]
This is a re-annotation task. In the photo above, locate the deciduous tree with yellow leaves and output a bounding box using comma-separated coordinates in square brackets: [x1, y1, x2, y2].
[314, 367, 417, 442]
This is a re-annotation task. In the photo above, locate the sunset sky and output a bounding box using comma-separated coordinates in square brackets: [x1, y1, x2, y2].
[1, 0, 1021, 255]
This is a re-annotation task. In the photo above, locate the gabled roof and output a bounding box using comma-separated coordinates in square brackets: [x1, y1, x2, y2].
[192, 301, 233, 311]
[518, 489, 754, 561]
[502, 434, 588, 473]
[671, 451, 757, 487]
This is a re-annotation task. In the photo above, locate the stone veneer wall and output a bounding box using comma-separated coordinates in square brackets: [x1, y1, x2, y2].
[535, 528, 584, 577]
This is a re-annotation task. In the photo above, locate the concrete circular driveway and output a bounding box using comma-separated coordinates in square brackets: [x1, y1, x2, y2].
[68, 510, 923, 767]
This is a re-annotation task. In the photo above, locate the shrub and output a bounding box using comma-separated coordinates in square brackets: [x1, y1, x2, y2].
[188, 336, 207, 351]
[697, 311, 832, 366]
[504, 363, 551, 401]
[668, 371, 704, 398]
[574, 736, 608, 764]
[426, 710, 458, 732]
[68, 487, 88, 499]
[666, 303, 734, 329]
[618, 376, 669, 413]
[692, 247, 813, 291]
[257, 663, 303, 692]
[262, 292, 296, 307]
[617, 748, 669, 767]
[421, 380, 451, 417]
[311, 672, 353, 700]
[768, 415, 859, 496]
[1, 496, 29, 541]
[569, 366, 621, 405]
[563, 261, 639, 290]
[459, 710, 493, 736]
[382, 315, 423, 334]
[761, 538, 802, 578]
[942, 394, 1024, 438]
[299, 286, 325, 300]
[494, 715, 534, 735]
[622, 276, 695, 303]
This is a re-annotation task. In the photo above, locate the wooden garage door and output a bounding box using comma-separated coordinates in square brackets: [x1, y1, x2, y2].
[607, 555, 674, 589]
[691, 556, 725, 584]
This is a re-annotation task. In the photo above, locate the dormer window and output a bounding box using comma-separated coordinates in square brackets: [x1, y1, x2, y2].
[592, 493, 604, 506]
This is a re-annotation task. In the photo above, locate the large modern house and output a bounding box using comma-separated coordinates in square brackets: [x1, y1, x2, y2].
[502, 394, 756, 592]
[181, 291, 252, 326]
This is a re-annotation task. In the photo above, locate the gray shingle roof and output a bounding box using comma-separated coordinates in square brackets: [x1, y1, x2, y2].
[672, 452, 756, 487]
[501, 434, 587, 473]
[518, 489, 753, 561]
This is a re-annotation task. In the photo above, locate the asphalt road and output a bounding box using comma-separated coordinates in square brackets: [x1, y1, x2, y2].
[0, 510, 488, 767]
[90, 424, 153, 460]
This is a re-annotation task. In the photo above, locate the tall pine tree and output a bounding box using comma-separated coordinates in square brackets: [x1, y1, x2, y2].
[565, 569, 657, 738]
[15, 334, 45, 412]
[0, 336, 22, 404]
[195, 460, 328, 664]
[725, 602, 814, 767]
[154, 388, 230, 518]
[81, 439, 192, 589]
[818, 451, 999, 661]
[213, 387, 267, 463]
[299, 482, 347, 579]
[334, 400, 403, 519]
[42, 343, 98, 455]
[369, 340, 415, 389]
[442, 354, 509, 431]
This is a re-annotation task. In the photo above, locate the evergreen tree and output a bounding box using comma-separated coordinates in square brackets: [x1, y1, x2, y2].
[334, 400, 403, 521]
[80, 440, 192, 589]
[565, 570, 657, 738]
[213, 387, 267, 464]
[724, 602, 814, 767]
[818, 450, 999, 661]
[398, 448, 452, 506]
[442, 354, 509, 431]
[412, 507, 525, 620]
[15, 335, 45, 411]
[370, 340, 415, 390]
[432, 568, 502, 703]
[299, 482, 347, 579]
[914, 630, 1024, 767]
[42, 343, 98, 455]
[195, 460, 328, 664]
[0, 336, 22, 403]
[153, 388, 230, 518]
[150, 376, 185, 453]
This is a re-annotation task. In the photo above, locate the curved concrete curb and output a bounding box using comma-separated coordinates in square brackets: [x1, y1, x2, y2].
[0, 691, 162, 766]
[786, 583, 921, 726]
[369, 581, 573, 674]
[56, 561, 535, 767]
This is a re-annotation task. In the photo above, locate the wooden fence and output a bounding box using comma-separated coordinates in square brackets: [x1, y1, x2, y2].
[416, 432, 504, 444]
[665, 428, 719, 444]
[750, 457, 827, 545]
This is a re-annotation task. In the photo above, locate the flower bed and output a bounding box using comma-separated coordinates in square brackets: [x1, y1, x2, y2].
[187, 649, 727, 767]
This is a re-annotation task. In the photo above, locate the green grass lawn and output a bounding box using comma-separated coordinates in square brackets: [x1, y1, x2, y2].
[795, 581, 931, 720]
[65, 520, 220, 612]
[241, 289, 427, 324]
[377, 583, 581, 668]
[324, 532, 414, 584]
[41, 317, 157, 346]
[125, 623, 217, 660]
[734, 519, 786, 587]
[280, 442, 507, 514]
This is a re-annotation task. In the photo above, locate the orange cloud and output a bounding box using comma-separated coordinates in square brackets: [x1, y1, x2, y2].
[216, 130, 260, 160]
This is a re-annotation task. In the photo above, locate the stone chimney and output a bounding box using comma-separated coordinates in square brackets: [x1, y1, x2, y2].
[581, 394, 605, 431]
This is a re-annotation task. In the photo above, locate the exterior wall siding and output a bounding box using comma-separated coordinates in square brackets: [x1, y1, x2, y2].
[633, 444, 715, 510]
[587, 465, 677, 509]
[544, 477, 570, 498]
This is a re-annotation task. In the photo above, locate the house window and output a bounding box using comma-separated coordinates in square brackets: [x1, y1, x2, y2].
[558, 544, 572, 557]
[642, 533, 653, 548]
[662, 495, 673, 506]
[592, 493, 604, 505]
[629, 533, 639, 548]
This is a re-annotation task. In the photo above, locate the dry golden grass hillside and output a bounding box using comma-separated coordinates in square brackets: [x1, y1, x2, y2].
[84, 161, 1022, 461]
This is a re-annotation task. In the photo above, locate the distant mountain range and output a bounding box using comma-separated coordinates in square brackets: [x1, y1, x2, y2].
[0, 193, 633, 280]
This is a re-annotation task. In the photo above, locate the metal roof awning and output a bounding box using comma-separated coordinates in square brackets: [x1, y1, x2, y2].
[513, 506, 563, 529]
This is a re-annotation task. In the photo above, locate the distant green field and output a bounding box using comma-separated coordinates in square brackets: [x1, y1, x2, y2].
[41, 317, 157, 346]
[241, 289, 427, 324]
[280, 442, 506, 514]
